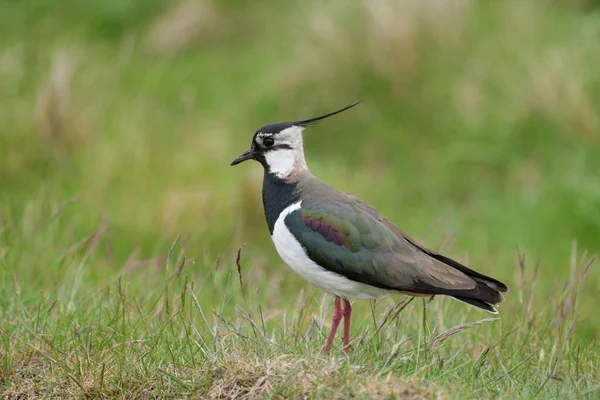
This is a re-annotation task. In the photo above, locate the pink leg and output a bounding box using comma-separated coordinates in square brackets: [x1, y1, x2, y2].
[324, 297, 342, 354]
[342, 299, 352, 354]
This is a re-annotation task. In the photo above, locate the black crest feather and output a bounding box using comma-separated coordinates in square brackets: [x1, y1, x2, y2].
[293, 101, 362, 127]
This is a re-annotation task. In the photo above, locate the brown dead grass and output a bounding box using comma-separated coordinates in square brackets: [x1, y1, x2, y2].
[0, 350, 440, 399]
[35, 50, 79, 153]
[528, 47, 598, 141]
[206, 353, 440, 400]
[145, 0, 225, 55]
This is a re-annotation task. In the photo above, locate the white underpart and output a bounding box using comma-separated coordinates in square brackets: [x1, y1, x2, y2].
[263, 126, 307, 178]
[272, 201, 391, 300]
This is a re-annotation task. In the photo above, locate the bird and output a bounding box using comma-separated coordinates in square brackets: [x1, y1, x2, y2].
[230, 102, 509, 354]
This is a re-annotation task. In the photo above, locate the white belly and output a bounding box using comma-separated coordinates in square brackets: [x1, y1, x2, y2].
[271, 201, 390, 300]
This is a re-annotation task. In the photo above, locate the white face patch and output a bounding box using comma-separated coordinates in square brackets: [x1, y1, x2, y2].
[264, 149, 296, 177]
[262, 126, 307, 178]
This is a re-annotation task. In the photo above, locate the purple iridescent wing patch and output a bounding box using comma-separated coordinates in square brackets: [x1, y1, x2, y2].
[299, 207, 361, 252]
[301, 213, 345, 245]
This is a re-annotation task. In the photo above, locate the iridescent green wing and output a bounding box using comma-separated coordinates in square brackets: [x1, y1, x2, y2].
[284, 196, 487, 295]
[284, 197, 415, 290]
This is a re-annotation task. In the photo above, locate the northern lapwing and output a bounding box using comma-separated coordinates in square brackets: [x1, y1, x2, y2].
[231, 102, 509, 354]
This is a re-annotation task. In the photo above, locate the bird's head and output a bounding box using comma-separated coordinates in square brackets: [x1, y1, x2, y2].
[231, 102, 360, 179]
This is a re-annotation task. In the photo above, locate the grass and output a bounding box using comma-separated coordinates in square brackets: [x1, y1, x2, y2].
[1, 0, 600, 398]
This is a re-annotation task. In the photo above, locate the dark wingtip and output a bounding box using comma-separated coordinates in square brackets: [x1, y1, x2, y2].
[407, 238, 510, 294]
[485, 279, 509, 293]
[293, 101, 362, 127]
[452, 296, 499, 314]
[498, 282, 510, 293]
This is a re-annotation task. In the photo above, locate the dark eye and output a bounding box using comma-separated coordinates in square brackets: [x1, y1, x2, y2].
[263, 137, 275, 147]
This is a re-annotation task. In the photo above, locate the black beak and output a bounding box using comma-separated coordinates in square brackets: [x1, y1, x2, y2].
[230, 148, 256, 166]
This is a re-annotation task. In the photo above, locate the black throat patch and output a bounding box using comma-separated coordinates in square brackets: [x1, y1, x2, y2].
[262, 172, 300, 235]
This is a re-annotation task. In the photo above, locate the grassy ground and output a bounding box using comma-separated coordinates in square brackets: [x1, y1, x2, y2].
[1, 0, 600, 398]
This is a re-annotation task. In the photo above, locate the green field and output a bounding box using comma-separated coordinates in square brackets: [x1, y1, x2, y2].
[1, 1, 599, 398]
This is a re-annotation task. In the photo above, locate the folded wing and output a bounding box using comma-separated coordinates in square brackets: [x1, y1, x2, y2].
[284, 196, 507, 311]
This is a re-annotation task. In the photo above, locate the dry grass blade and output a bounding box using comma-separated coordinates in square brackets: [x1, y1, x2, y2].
[48, 193, 87, 224]
[236, 243, 248, 300]
[167, 234, 182, 268]
[61, 222, 108, 259]
[372, 296, 415, 340]
[212, 245, 232, 271]
[238, 307, 270, 344]
[429, 318, 499, 351]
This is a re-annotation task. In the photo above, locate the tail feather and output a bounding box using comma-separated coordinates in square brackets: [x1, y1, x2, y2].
[404, 236, 510, 294]
[452, 296, 498, 314]
[470, 278, 505, 305]
[431, 252, 509, 293]
[405, 240, 508, 314]
[403, 236, 509, 312]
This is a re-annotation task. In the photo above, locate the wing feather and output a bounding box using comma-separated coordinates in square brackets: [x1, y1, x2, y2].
[284, 195, 506, 305]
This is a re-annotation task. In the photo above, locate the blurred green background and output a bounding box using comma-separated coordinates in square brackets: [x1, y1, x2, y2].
[2, 0, 600, 334]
